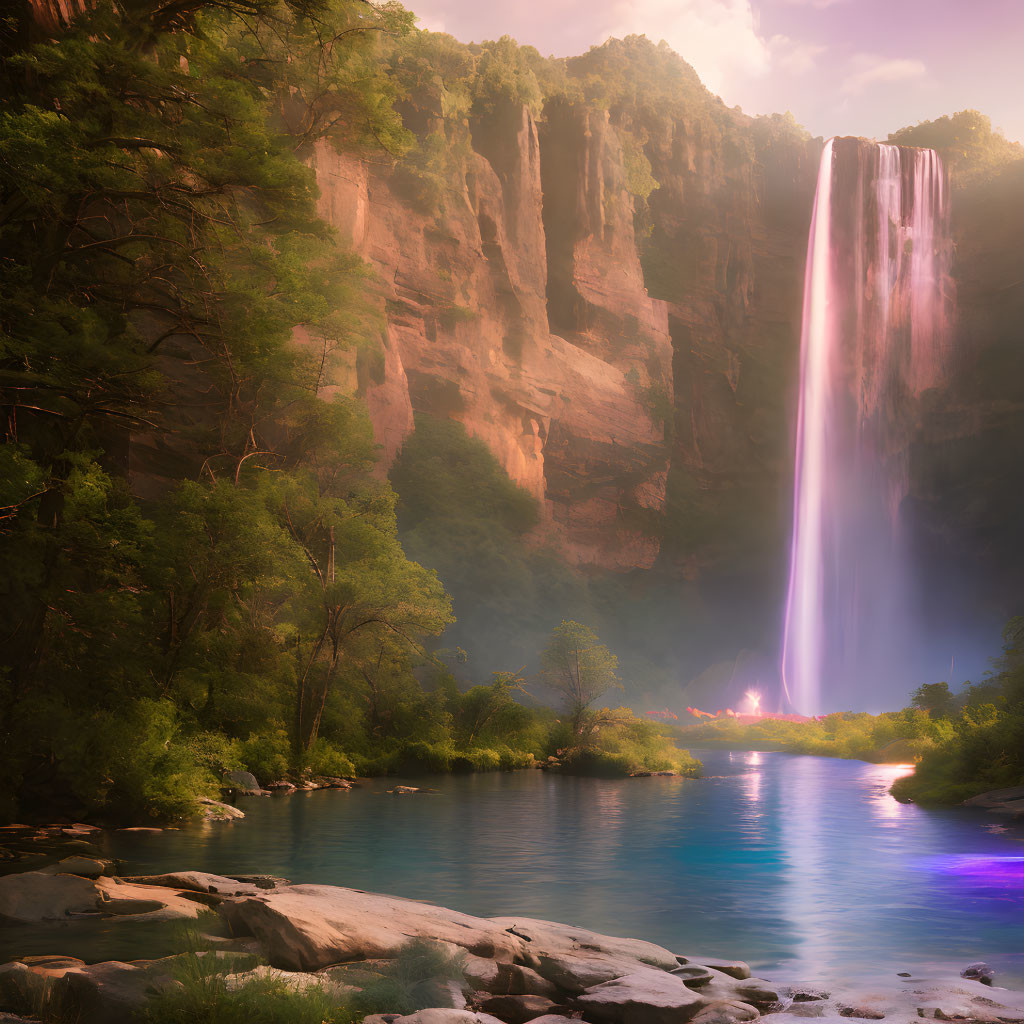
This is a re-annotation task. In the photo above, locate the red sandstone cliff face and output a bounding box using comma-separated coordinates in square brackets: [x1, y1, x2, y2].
[309, 92, 822, 575]
[312, 100, 673, 570]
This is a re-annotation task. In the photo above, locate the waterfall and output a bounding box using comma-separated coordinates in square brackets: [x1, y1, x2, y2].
[781, 137, 954, 715]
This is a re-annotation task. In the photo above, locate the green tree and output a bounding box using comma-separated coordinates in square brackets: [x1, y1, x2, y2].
[541, 620, 621, 735]
[909, 681, 956, 719]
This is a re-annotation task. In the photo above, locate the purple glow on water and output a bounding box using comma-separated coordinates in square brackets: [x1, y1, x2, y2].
[926, 855, 1024, 885]
[781, 138, 954, 714]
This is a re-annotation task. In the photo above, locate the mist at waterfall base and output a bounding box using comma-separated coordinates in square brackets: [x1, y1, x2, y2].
[780, 137, 956, 717]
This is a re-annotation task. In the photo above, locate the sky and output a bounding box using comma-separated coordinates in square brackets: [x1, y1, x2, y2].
[407, 0, 1024, 143]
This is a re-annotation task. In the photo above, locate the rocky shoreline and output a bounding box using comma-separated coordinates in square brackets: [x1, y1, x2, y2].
[0, 853, 1022, 1024]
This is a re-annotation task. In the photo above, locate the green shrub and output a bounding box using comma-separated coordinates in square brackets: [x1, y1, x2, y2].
[303, 738, 355, 779]
[351, 940, 466, 1018]
[60, 698, 219, 821]
[239, 731, 291, 785]
[143, 952, 342, 1024]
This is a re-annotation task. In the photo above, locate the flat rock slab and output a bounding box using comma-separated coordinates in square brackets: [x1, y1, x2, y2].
[219, 885, 528, 971]
[534, 952, 652, 995]
[0, 872, 100, 922]
[679, 957, 752, 981]
[39, 856, 111, 878]
[577, 968, 707, 1024]
[125, 871, 262, 896]
[94, 877, 206, 920]
[490, 918, 679, 972]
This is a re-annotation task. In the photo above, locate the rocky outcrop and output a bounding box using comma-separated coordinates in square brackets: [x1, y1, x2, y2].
[962, 786, 1024, 817]
[310, 96, 675, 570]
[303, 63, 822, 586]
[3, 868, 1024, 1024]
[0, 870, 209, 924]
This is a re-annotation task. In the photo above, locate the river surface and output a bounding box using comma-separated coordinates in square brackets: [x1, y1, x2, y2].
[12, 750, 1024, 985]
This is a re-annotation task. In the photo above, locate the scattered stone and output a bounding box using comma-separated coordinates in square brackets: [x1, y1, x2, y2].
[39, 856, 110, 878]
[480, 994, 557, 1023]
[962, 964, 995, 986]
[316, 777, 354, 789]
[267, 780, 297, 792]
[389, 786, 422, 794]
[790, 989, 830, 1003]
[678, 957, 752, 982]
[124, 871, 261, 896]
[898, 974, 912, 979]
[691, 1000, 761, 1024]
[838, 1006, 885, 1019]
[671, 965, 715, 988]
[962, 786, 1024, 818]
[577, 969, 705, 1024]
[732, 982, 782, 1008]
[230, 873, 290, 889]
[61, 839, 100, 853]
[115, 827, 162, 833]
[199, 798, 245, 821]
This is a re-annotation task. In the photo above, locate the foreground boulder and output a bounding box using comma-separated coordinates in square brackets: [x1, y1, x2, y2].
[0, 956, 179, 1024]
[219, 885, 528, 970]
[962, 785, 1024, 817]
[577, 969, 706, 1024]
[490, 919, 680, 972]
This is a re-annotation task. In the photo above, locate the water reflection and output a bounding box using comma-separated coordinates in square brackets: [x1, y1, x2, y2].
[89, 751, 1024, 987]
[864, 763, 915, 824]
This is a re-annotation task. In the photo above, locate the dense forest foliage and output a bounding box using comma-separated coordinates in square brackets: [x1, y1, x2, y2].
[0, 0, 703, 823]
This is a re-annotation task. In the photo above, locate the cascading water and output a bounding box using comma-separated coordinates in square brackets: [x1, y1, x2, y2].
[781, 137, 954, 715]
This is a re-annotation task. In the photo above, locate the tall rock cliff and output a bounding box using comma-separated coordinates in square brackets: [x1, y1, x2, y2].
[308, 46, 819, 579]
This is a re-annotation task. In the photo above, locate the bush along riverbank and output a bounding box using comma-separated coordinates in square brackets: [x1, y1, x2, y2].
[2, 614, 700, 827]
[0, 861, 1021, 1024]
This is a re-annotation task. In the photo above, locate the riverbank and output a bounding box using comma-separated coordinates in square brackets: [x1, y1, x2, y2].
[1, 860, 1022, 1024]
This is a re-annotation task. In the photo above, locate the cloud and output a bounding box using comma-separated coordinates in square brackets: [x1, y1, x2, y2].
[768, 34, 826, 75]
[841, 54, 928, 96]
[602, 0, 771, 95]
